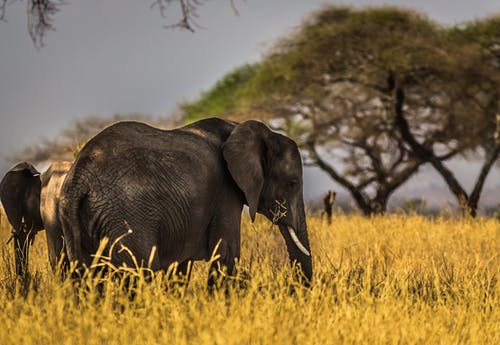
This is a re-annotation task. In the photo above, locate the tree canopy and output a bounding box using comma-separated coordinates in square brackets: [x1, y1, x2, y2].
[182, 6, 500, 215]
[181, 64, 259, 123]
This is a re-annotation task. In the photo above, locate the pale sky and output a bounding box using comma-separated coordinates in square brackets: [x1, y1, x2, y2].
[0, 0, 499, 207]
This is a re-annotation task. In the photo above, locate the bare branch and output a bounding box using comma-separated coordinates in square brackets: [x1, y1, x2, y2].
[0, 0, 8, 21]
[230, 0, 240, 16]
[157, 0, 207, 32]
[2, 0, 229, 47]
[27, 0, 62, 48]
[437, 149, 459, 161]
[357, 176, 377, 189]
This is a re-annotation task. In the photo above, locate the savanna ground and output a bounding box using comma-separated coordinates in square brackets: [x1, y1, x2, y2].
[0, 210, 498, 345]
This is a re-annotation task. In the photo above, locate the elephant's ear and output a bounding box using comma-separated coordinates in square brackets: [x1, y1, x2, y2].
[0, 162, 41, 230]
[223, 121, 270, 222]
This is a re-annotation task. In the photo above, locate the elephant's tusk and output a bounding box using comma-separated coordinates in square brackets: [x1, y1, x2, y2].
[287, 226, 310, 257]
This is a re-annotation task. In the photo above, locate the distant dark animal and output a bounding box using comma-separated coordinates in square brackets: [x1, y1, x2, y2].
[59, 118, 312, 287]
[0, 161, 71, 276]
[323, 190, 336, 224]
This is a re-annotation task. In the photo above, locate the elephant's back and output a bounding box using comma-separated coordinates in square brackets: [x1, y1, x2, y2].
[79, 121, 165, 157]
[64, 118, 229, 221]
[76, 119, 235, 161]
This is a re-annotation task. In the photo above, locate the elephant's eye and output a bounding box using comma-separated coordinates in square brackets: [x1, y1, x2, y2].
[288, 179, 298, 188]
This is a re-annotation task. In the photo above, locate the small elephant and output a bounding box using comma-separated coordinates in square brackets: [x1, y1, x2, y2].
[59, 118, 312, 286]
[0, 161, 72, 276]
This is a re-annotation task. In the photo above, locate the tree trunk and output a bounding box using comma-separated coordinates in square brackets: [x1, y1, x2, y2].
[467, 144, 500, 217]
[394, 86, 499, 217]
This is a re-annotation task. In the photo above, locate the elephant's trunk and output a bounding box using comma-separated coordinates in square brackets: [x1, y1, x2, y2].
[278, 205, 312, 285]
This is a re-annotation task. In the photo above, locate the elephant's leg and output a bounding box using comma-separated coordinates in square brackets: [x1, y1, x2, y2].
[45, 224, 70, 277]
[207, 238, 239, 291]
[206, 189, 243, 291]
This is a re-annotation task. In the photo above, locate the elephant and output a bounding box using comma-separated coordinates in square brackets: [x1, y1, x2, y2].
[0, 161, 72, 276]
[58, 118, 312, 287]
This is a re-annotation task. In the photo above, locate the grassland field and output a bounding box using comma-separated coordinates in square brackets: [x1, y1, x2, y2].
[0, 210, 498, 345]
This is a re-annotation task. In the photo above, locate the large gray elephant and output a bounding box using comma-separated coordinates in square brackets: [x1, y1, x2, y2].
[0, 161, 71, 276]
[59, 118, 312, 286]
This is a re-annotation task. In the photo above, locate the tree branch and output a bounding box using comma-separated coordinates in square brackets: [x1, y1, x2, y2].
[2, 1, 221, 47]
[437, 149, 459, 161]
[393, 86, 470, 209]
[323, 75, 392, 100]
[308, 142, 373, 214]
[28, 0, 63, 47]
[386, 160, 422, 194]
[468, 143, 500, 213]
[0, 0, 7, 21]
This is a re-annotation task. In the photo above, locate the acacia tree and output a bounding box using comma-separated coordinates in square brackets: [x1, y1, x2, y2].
[394, 17, 500, 216]
[183, 7, 499, 215]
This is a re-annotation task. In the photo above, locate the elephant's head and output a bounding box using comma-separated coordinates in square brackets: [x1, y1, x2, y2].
[223, 120, 312, 284]
[0, 162, 43, 276]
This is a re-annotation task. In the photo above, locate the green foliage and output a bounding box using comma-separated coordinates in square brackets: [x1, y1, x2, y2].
[181, 64, 260, 122]
[448, 16, 500, 48]
[243, 7, 447, 97]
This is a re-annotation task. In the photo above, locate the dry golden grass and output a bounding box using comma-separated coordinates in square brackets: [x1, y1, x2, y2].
[0, 211, 498, 345]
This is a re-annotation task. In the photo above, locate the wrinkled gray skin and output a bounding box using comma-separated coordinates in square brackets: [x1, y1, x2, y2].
[0, 161, 72, 276]
[59, 118, 312, 286]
